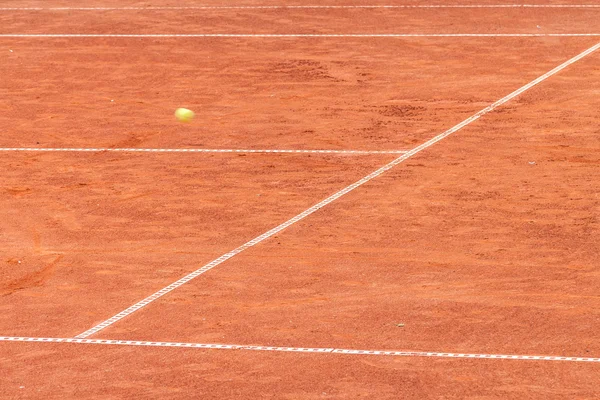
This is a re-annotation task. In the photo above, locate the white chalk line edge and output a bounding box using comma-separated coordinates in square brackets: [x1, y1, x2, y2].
[0, 148, 407, 155]
[1, 33, 600, 38]
[1, 337, 599, 363]
[1, 5, 600, 10]
[73, 41, 600, 339]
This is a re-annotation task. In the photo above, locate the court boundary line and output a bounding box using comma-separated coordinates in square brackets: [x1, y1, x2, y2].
[1, 33, 600, 38]
[1, 336, 599, 363]
[74, 41, 600, 339]
[1, 5, 600, 10]
[0, 147, 407, 155]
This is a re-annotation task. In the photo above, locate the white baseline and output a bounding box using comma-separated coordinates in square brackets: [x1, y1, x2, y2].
[1, 337, 599, 363]
[0, 148, 406, 155]
[0, 5, 599, 10]
[1, 33, 600, 38]
[74, 41, 600, 339]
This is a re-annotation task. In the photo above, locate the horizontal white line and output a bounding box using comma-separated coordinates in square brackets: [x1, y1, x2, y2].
[1, 33, 599, 38]
[0, 5, 599, 10]
[1, 336, 599, 363]
[0, 147, 405, 155]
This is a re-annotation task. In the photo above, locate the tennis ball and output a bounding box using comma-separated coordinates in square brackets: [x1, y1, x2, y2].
[175, 108, 195, 123]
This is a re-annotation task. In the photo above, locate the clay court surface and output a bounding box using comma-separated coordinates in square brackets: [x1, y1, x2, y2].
[1, 1, 600, 399]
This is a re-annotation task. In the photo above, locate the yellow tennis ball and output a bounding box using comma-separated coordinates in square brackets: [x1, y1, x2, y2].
[175, 108, 195, 123]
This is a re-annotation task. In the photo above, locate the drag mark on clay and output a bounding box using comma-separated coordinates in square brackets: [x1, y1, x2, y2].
[1, 255, 63, 297]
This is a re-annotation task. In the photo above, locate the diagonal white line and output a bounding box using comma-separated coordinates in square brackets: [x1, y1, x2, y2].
[0, 147, 407, 155]
[1, 336, 599, 363]
[74, 41, 600, 339]
[1, 33, 599, 38]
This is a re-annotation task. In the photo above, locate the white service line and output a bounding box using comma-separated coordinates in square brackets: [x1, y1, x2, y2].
[74, 41, 600, 339]
[1, 336, 599, 363]
[0, 147, 406, 155]
[1, 33, 600, 38]
[0, 5, 599, 10]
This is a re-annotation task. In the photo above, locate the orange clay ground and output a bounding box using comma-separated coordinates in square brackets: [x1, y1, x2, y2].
[1, 2, 599, 399]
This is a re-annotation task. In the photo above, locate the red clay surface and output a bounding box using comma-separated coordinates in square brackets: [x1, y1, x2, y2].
[0, 38, 596, 151]
[0, 152, 394, 337]
[2, 342, 600, 399]
[1, 2, 600, 399]
[2, 8, 599, 34]
[100, 49, 600, 357]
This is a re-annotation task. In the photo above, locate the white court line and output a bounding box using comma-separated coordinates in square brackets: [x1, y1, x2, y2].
[0, 148, 406, 155]
[1, 337, 599, 363]
[0, 5, 599, 10]
[74, 41, 600, 339]
[1, 33, 600, 38]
